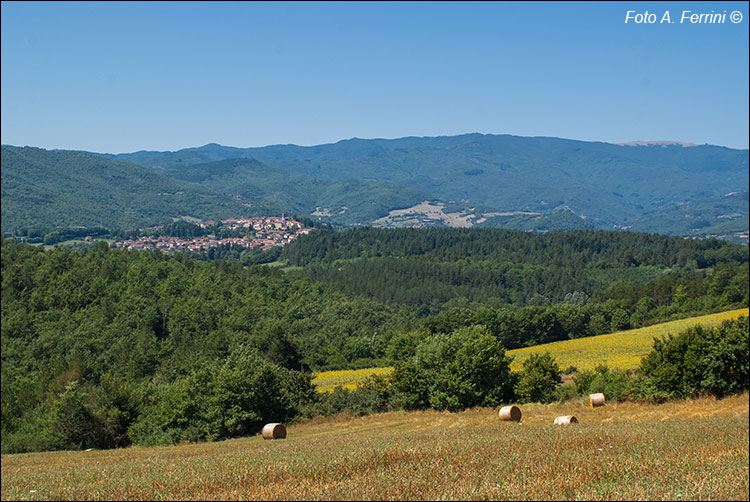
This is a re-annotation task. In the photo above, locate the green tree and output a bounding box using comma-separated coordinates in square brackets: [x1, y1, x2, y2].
[391, 326, 516, 411]
[208, 346, 297, 440]
[639, 317, 749, 399]
[516, 352, 562, 403]
[573, 365, 635, 402]
[50, 381, 101, 450]
[610, 308, 631, 332]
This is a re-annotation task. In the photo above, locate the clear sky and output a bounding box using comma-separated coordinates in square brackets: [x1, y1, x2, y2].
[2, 1, 748, 153]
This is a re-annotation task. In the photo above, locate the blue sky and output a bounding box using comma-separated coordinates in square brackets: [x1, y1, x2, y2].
[2, 1, 748, 152]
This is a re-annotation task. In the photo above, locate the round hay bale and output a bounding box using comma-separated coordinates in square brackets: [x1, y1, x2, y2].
[262, 423, 287, 440]
[498, 405, 522, 422]
[589, 393, 606, 407]
[553, 415, 578, 425]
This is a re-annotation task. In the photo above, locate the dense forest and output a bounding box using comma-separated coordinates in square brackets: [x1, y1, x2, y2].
[2, 229, 748, 453]
[1, 239, 412, 452]
[281, 228, 748, 307]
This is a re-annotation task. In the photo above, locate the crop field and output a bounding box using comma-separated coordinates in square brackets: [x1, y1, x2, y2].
[310, 366, 393, 393]
[507, 308, 749, 372]
[312, 308, 749, 390]
[2, 392, 747, 501]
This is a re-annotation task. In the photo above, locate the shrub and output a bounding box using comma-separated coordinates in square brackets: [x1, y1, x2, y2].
[553, 383, 579, 403]
[516, 352, 562, 404]
[573, 365, 635, 402]
[1, 406, 65, 454]
[639, 316, 749, 399]
[128, 346, 312, 446]
[209, 346, 298, 439]
[315, 373, 395, 417]
[50, 381, 102, 449]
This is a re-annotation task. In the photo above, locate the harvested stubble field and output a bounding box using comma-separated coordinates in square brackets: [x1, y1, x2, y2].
[312, 308, 750, 390]
[2, 393, 748, 501]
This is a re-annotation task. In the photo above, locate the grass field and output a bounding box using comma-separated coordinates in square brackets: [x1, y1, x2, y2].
[2, 393, 747, 501]
[312, 308, 749, 391]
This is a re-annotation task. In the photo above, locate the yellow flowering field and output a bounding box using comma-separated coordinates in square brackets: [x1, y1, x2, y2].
[312, 308, 748, 391]
[312, 366, 394, 393]
[508, 308, 749, 372]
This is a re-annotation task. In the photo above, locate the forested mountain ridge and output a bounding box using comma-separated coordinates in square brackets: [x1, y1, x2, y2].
[0, 146, 426, 234]
[101, 133, 749, 237]
[3, 133, 748, 238]
[0, 146, 251, 233]
[158, 157, 430, 226]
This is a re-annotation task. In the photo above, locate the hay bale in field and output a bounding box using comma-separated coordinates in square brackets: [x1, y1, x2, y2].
[498, 405, 522, 422]
[553, 415, 578, 424]
[589, 393, 606, 407]
[262, 423, 287, 439]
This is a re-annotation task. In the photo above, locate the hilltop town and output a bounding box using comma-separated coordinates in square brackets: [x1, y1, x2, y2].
[113, 216, 313, 252]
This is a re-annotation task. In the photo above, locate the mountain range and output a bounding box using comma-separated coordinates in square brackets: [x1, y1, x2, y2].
[2, 133, 748, 240]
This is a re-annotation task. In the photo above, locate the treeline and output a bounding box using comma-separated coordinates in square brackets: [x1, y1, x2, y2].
[392, 261, 747, 351]
[282, 228, 747, 268]
[0, 146, 262, 235]
[12, 226, 112, 245]
[281, 228, 748, 307]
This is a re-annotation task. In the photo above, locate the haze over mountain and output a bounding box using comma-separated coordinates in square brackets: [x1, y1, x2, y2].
[2, 133, 747, 240]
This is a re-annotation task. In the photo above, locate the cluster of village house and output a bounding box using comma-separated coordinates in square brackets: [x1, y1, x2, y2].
[113, 216, 313, 252]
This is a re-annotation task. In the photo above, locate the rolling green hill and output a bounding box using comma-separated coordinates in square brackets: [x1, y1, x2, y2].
[0, 146, 255, 234]
[2, 231, 747, 455]
[280, 227, 749, 307]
